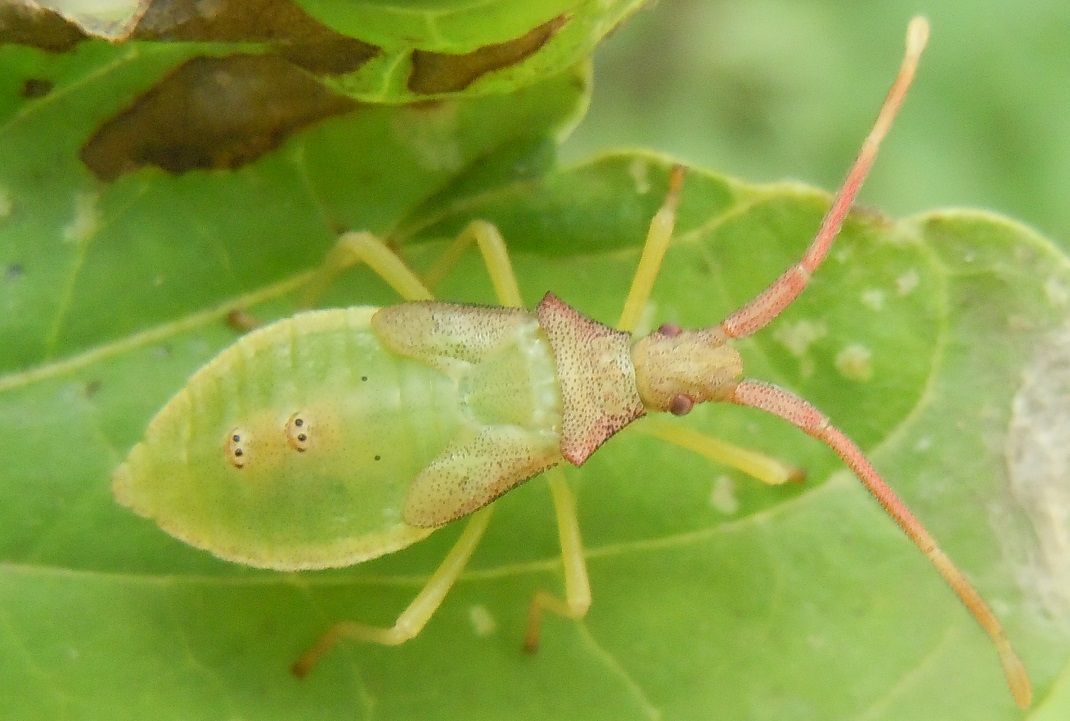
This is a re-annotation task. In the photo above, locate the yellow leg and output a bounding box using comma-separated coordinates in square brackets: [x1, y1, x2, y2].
[422, 220, 524, 307]
[616, 165, 685, 333]
[293, 506, 494, 676]
[302, 221, 524, 309]
[523, 468, 592, 652]
[301, 231, 433, 306]
[294, 222, 527, 675]
[635, 417, 804, 486]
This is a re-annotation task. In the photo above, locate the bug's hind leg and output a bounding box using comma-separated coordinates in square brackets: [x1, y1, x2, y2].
[292, 506, 494, 676]
[523, 468, 592, 652]
[634, 417, 804, 486]
[410, 220, 593, 651]
[293, 223, 526, 675]
[301, 231, 434, 306]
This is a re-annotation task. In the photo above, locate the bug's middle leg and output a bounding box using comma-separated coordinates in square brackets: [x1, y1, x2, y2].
[303, 220, 523, 308]
[523, 468, 592, 652]
[302, 231, 434, 306]
[422, 219, 524, 307]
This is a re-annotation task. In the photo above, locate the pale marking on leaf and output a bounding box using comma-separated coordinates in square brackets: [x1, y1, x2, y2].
[575, 624, 662, 721]
[62, 192, 100, 245]
[0, 271, 313, 393]
[709, 475, 739, 515]
[861, 288, 885, 311]
[1005, 322, 1070, 620]
[390, 103, 463, 172]
[629, 157, 651, 194]
[0, 188, 11, 218]
[47, 193, 104, 357]
[913, 436, 932, 452]
[896, 269, 919, 295]
[1044, 276, 1069, 307]
[771, 319, 827, 357]
[835, 343, 874, 381]
[468, 604, 497, 637]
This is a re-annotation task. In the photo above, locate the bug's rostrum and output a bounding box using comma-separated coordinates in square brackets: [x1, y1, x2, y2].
[632, 327, 742, 412]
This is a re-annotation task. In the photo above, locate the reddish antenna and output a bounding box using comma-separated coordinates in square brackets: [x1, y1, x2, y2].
[722, 17, 929, 340]
[721, 17, 1031, 708]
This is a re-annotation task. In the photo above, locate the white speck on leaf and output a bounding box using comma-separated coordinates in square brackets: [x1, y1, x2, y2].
[709, 475, 739, 515]
[835, 344, 873, 381]
[63, 192, 100, 244]
[468, 604, 497, 637]
[629, 158, 651, 194]
[1044, 277, 1069, 307]
[861, 288, 885, 311]
[772, 319, 827, 357]
[391, 104, 462, 172]
[896, 269, 919, 296]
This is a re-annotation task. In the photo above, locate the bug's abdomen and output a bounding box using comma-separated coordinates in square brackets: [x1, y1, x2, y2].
[114, 307, 459, 570]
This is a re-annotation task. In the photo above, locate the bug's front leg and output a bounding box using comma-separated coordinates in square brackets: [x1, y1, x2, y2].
[635, 417, 803, 485]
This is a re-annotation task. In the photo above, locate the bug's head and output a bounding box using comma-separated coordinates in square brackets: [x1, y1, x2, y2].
[631, 323, 742, 415]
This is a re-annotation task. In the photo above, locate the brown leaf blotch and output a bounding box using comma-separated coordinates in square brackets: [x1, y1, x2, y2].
[80, 54, 358, 181]
[409, 15, 568, 95]
[134, 0, 379, 75]
[0, 4, 87, 52]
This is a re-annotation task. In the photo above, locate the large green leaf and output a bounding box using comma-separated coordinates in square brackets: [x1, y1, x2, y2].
[2, 14, 1069, 721]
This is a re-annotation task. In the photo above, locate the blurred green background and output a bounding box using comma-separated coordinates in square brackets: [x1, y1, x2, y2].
[563, 0, 1070, 244]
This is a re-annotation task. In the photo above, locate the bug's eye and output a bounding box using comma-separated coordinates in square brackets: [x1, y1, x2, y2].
[286, 413, 311, 452]
[669, 394, 694, 416]
[225, 428, 249, 468]
[657, 322, 683, 338]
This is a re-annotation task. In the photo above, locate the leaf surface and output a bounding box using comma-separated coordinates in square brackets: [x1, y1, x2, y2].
[2, 17, 1069, 721]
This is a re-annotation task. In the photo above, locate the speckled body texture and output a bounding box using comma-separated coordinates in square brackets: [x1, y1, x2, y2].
[113, 304, 564, 571]
[536, 292, 645, 464]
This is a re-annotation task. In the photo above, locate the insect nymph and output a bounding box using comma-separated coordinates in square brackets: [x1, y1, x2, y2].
[113, 18, 1031, 707]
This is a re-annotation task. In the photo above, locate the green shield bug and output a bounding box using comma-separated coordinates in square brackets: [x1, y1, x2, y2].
[113, 17, 1031, 707]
